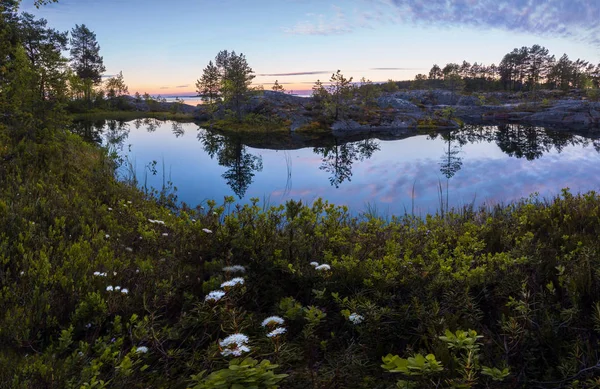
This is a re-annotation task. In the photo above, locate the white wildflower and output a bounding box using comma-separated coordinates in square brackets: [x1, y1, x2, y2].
[202, 228, 213, 234]
[315, 264, 331, 271]
[267, 327, 287, 338]
[93, 271, 101, 276]
[127, 201, 132, 204]
[222, 265, 246, 273]
[113, 271, 117, 276]
[20, 271, 24, 275]
[108, 207, 113, 211]
[125, 247, 133, 252]
[348, 313, 364, 325]
[261, 316, 285, 327]
[115, 286, 121, 291]
[212, 212, 218, 216]
[105, 234, 110, 239]
[106, 285, 114, 292]
[162, 233, 168, 237]
[219, 333, 249, 347]
[219, 333, 250, 356]
[121, 288, 129, 294]
[205, 290, 226, 302]
[135, 346, 149, 354]
[221, 344, 250, 357]
[100, 272, 107, 277]
[220, 277, 245, 288]
[310, 262, 319, 267]
[135, 269, 140, 273]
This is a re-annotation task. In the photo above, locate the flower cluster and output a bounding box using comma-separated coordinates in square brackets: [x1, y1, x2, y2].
[135, 346, 149, 354]
[205, 290, 226, 302]
[261, 316, 285, 327]
[267, 327, 287, 338]
[221, 277, 245, 289]
[106, 285, 129, 294]
[93, 271, 107, 277]
[315, 264, 331, 271]
[222, 265, 246, 273]
[262, 316, 287, 339]
[202, 228, 213, 234]
[348, 313, 364, 325]
[219, 333, 251, 357]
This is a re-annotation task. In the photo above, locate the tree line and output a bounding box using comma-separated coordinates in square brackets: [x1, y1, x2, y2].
[0, 1, 130, 134]
[413, 44, 600, 93]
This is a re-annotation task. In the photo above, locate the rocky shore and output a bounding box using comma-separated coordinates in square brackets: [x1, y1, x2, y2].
[122, 90, 600, 132]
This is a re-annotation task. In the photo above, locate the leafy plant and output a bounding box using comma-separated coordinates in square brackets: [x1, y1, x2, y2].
[190, 358, 287, 389]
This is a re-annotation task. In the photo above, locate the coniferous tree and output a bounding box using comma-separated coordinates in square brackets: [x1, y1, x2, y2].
[104, 71, 128, 98]
[196, 60, 221, 119]
[429, 64, 443, 80]
[19, 12, 69, 115]
[70, 24, 105, 103]
[327, 70, 353, 121]
[272, 80, 285, 92]
[215, 50, 255, 120]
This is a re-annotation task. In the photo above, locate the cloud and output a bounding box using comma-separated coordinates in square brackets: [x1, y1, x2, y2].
[257, 71, 331, 77]
[284, 0, 600, 47]
[101, 74, 115, 79]
[175, 84, 189, 88]
[381, 0, 600, 47]
[159, 86, 169, 89]
[284, 5, 354, 35]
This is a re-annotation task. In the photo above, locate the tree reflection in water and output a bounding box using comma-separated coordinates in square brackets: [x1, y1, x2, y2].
[313, 137, 380, 188]
[197, 129, 263, 199]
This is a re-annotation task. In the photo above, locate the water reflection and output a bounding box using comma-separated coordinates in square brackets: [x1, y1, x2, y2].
[313, 137, 380, 188]
[198, 129, 263, 198]
[430, 124, 594, 161]
[70, 118, 600, 214]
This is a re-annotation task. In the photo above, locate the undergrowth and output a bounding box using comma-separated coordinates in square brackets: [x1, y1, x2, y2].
[2, 126, 600, 388]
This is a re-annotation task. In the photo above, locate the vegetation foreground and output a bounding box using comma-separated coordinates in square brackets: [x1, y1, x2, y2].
[2, 125, 600, 388]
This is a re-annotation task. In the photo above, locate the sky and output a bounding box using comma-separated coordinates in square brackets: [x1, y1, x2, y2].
[21, 0, 600, 96]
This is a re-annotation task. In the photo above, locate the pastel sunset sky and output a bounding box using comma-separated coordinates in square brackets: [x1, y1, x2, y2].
[22, 0, 600, 96]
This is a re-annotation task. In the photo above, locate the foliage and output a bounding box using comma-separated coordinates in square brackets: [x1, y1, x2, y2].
[8, 116, 600, 388]
[70, 24, 105, 101]
[272, 80, 285, 92]
[196, 50, 255, 121]
[196, 60, 221, 118]
[190, 358, 287, 389]
[326, 70, 354, 121]
[105, 71, 128, 98]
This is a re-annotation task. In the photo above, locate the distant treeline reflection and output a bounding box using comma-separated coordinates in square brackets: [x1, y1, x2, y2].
[71, 120, 600, 198]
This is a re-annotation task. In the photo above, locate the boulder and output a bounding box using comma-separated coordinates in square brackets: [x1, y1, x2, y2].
[376, 95, 420, 111]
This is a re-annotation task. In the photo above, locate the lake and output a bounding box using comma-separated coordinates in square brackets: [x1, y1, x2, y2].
[72, 119, 600, 216]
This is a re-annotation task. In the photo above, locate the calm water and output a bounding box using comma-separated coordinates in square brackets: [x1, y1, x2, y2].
[73, 119, 600, 215]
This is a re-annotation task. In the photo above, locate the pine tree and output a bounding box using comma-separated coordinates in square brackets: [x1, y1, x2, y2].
[70, 24, 105, 102]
